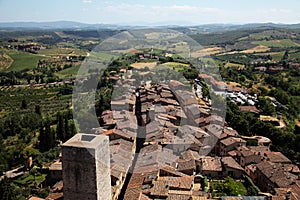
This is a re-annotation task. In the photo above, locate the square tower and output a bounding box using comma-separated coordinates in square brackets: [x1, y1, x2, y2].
[62, 134, 111, 200]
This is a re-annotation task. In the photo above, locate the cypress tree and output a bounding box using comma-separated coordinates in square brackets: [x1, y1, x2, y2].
[56, 112, 65, 142]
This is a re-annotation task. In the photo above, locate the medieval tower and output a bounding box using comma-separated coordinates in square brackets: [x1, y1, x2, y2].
[62, 133, 111, 200]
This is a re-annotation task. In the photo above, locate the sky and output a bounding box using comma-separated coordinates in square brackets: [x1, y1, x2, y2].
[0, 0, 299, 25]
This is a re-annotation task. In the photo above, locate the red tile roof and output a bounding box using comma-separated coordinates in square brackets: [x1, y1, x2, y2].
[158, 176, 193, 190]
[263, 152, 291, 163]
[221, 156, 244, 170]
[201, 156, 222, 172]
[220, 137, 246, 147]
[239, 106, 260, 114]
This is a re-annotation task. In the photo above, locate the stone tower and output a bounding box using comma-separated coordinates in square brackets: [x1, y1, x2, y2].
[62, 133, 111, 200]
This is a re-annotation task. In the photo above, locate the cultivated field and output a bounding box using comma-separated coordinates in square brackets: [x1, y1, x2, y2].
[130, 62, 157, 69]
[252, 39, 300, 48]
[0, 53, 13, 71]
[5, 51, 44, 72]
[191, 47, 223, 58]
[241, 45, 270, 53]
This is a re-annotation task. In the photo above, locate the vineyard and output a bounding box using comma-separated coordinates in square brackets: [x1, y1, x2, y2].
[0, 84, 72, 118]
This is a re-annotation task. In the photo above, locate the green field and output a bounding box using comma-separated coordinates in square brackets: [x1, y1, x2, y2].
[252, 39, 300, 48]
[290, 51, 300, 59]
[56, 65, 80, 78]
[0, 86, 71, 117]
[161, 62, 190, 72]
[255, 51, 284, 62]
[224, 62, 245, 69]
[89, 51, 115, 62]
[38, 48, 73, 55]
[271, 52, 285, 61]
[162, 62, 189, 67]
[5, 51, 44, 72]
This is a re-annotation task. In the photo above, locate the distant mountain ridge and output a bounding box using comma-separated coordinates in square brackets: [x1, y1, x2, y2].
[0, 21, 300, 32]
[0, 21, 121, 30]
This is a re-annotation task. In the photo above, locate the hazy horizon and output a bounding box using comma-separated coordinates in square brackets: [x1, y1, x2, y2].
[0, 0, 300, 26]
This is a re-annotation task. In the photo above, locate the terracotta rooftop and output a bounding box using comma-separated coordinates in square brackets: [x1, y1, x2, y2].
[201, 156, 222, 172]
[169, 80, 187, 89]
[248, 146, 270, 153]
[124, 187, 142, 200]
[140, 144, 162, 154]
[173, 134, 202, 145]
[263, 152, 291, 164]
[28, 197, 45, 200]
[146, 121, 163, 134]
[205, 124, 223, 137]
[149, 180, 169, 196]
[139, 193, 151, 200]
[223, 127, 239, 137]
[239, 106, 260, 114]
[221, 156, 244, 170]
[283, 164, 300, 174]
[110, 138, 134, 152]
[159, 165, 187, 177]
[114, 129, 136, 141]
[270, 196, 285, 200]
[256, 161, 298, 188]
[178, 125, 209, 139]
[160, 91, 174, 99]
[49, 159, 62, 171]
[176, 159, 196, 172]
[46, 192, 63, 200]
[185, 103, 201, 116]
[245, 163, 257, 173]
[227, 150, 238, 157]
[236, 146, 256, 157]
[167, 194, 192, 200]
[158, 176, 193, 190]
[220, 137, 246, 147]
[103, 128, 115, 136]
[275, 184, 300, 200]
[154, 105, 167, 113]
[181, 150, 201, 161]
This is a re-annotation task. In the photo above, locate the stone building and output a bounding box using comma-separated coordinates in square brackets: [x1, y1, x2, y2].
[62, 134, 111, 200]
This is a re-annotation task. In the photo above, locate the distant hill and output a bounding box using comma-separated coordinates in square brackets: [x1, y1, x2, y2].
[0, 21, 300, 32]
[0, 21, 120, 30]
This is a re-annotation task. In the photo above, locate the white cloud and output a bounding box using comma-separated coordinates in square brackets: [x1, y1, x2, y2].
[93, 3, 222, 24]
[82, 0, 92, 3]
[88, 3, 299, 25]
[257, 8, 291, 14]
[169, 5, 220, 13]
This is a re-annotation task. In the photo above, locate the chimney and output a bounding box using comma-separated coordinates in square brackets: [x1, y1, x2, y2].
[146, 106, 155, 124]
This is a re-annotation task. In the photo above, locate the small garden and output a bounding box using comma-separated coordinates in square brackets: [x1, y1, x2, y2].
[210, 176, 247, 197]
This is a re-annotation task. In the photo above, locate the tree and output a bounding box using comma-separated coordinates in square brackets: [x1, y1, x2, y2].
[39, 123, 46, 152]
[21, 99, 27, 110]
[45, 120, 55, 150]
[35, 75, 40, 83]
[0, 177, 17, 200]
[269, 89, 290, 105]
[68, 120, 77, 139]
[202, 85, 210, 99]
[223, 176, 247, 196]
[20, 148, 40, 165]
[25, 74, 33, 84]
[35, 105, 42, 115]
[56, 112, 65, 142]
[30, 167, 38, 187]
[282, 50, 289, 61]
[257, 97, 275, 115]
[0, 133, 8, 174]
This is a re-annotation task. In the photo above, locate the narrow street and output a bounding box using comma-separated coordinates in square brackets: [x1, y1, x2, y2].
[118, 88, 146, 199]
